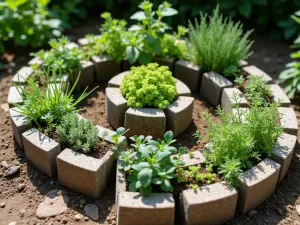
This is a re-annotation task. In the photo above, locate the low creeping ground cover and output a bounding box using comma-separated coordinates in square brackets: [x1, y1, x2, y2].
[194, 94, 283, 186]
[120, 63, 177, 109]
[188, 7, 253, 75]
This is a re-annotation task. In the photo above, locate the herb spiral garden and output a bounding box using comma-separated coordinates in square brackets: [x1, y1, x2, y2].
[7, 2, 298, 225]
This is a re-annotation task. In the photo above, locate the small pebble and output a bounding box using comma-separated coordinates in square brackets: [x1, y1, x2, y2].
[74, 214, 82, 221]
[17, 183, 26, 192]
[19, 209, 26, 217]
[0, 202, 5, 208]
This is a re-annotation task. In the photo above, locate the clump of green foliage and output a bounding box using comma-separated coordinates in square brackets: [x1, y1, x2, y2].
[120, 63, 177, 109]
[33, 36, 84, 74]
[245, 75, 272, 103]
[57, 113, 98, 153]
[279, 10, 300, 98]
[118, 131, 185, 196]
[188, 7, 253, 73]
[194, 95, 283, 186]
[0, 0, 61, 54]
[13, 68, 97, 131]
[123, 1, 188, 64]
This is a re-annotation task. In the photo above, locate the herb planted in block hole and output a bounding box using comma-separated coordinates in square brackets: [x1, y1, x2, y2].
[245, 75, 272, 104]
[188, 7, 253, 74]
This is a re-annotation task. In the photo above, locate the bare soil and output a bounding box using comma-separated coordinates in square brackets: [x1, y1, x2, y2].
[1, 28, 300, 225]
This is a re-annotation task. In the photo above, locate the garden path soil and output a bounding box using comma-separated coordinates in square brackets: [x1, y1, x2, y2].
[1, 30, 300, 225]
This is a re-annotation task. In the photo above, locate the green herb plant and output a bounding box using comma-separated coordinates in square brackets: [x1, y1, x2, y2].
[124, 1, 188, 64]
[194, 94, 283, 186]
[245, 75, 272, 104]
[188, 7, 253, 74]
[120, 63, 177, 109]
[57, 113, 98, 153]
[118, 131, 185, 196]
[13, 68, 97, 131]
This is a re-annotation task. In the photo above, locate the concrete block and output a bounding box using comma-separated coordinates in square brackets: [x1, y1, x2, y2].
[179, 151, 206, 168]
[237, 158, 281, 213]
[117, 192, 175, 225]
[200, 72, 233, 106]
[166, 96, 194, 137]
[174, 60, 201, 92]
[116, 160, 127, 207]
[239, 60, 248, 67]
[9, 107, 32, 148]
[122, 60, 140, 72]
[8, 86, 23, 107]
[221, 88, 248, 112]
[57, 148, 106, 198]
[269, 84, 291, 107]
[77, 37, 89, 46]
[243, 65, 273, 83]
[180, 182, 237, 225]
[108, 71, 129, 87]
[28, 57, 43, 67]
[106, 88, 128, 129]
[271, 133, 297, 182]
[125, 108, 166, 139]
[278, 107, 298, 136]
[12, 66, 34, 84]
[92, 55, 121, 81]
[22, 128, 61, 177]
[176, 79, 191, 97]
[73, 60, 94, 88]
[152, 57, 176, 72]
[65, 42, 79, 49]
[96, 125, 127, 150]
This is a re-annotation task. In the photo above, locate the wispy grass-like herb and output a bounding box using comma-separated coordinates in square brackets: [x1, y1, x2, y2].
[188, 7, 253, 74]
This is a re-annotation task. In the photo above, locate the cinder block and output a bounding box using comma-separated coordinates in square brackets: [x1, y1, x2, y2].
[116, 160, 127, 206]
[278, 107, 298, 135]
[243, 65, 273, 83]
[117, 192, 175, 225]
[57, 148, 106, 198]
[28, 57, 43, 67]
[22, 128, 61, 177]
[180, 182, 238, 225]
[8, 86, 23, 107]
[237, 158, 281, 213]
[108, 71, 129, 88]
[152, 57, 175, 72]
[200, 72, 233, 106]
[176, 79, 191, 97]
[179, 151, 205, 168]
[106, 88, 128, 129]
[166, 96, 194, 137]
[125, 108, 166, 139]
[96, 125, 127, 150]
[9, 108, 32, 148]
[92, 55, 121, 81]
[271, 133, 297, 182]
[174, 60, 201, 92]
[239, 60, 248, 67]
[221, 88, 248, 112]
[122, 60, 140, 72]
[12, 66, 34, 84]
[65, 42, 79, 49]
[73, 60, 94, 88]
[269, 84, 291, 107]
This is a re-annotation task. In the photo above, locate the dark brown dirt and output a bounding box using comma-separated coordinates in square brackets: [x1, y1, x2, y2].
[1, 28, 300, 225]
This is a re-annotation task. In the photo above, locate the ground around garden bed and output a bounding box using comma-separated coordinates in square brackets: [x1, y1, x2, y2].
[1, 22, 300, 225]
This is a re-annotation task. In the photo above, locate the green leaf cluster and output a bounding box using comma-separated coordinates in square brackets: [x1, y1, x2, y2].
[196, 95, 283, 186]
[12, 68, 97, 130]
[120, 63, 177, 109]
[0, 0, 61, 54]
[188, 7, 253, 74]
[57, 113, 98, 153]
[32, 36, 84, 74]
[118, 131, 184, 197]
[245, 75, 272, 104]
[279, 10, 300, 98]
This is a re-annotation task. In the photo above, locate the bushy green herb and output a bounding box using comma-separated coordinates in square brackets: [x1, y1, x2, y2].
[32, 36, 84, 74]
[0, 0, 61, 54]
[120, 63, 177, 109]
[124, 1, 188, 64]
[188, 7, 253, 73]
[223, 65, 241, 78]
[13, 68, 97, 130]
[234, 75, 245, 90]
[195, 96, 282, 186]
[245, 75, 271, 103]
[279, 10, 300, 98]
[57, 113, 98, 153]
[118, 131, 185, 196]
